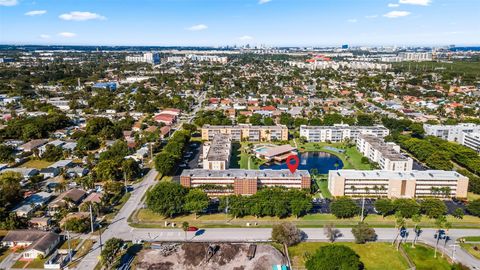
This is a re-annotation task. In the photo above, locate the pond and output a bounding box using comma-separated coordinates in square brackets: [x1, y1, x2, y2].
[259, 151, 344, 174]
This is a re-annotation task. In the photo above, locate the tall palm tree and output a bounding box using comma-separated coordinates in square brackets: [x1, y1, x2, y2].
[373, 185, 379, 198]
[182, 221, 189, 242]
[434, 216, 447, 258]
[393, 212, 406, 250]
[411, 214, 422, 248]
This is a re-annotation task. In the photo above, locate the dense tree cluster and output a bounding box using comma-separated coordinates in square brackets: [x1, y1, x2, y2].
[467, 199, 480, 217]
[194, 110, 232, 126]
[0, 172, 25, 229]
[221, 188, 312, 218]
[375, 198, 448, 219]
[305, 245, 364, 270]
[100, 238, 124, 268]
[330, 197, 360, 219]
[0, 113, 71, 141]
[154, 131, 191, 176]
[146, 182, 209, 218]
[62, 217, 91, 233]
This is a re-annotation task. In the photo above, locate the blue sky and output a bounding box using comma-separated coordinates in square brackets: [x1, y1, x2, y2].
[0, 0, 479, 46]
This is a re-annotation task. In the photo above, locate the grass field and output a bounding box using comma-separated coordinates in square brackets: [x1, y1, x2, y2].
[468, 192, 480, 201]
[402, 244, 451, 270]
[59, 238, 81, 250]
[316, 179, 332, 199]
[11, 260, 28, 268]
[0, 247, 12, 264]
[461, 236, 480, 241]
[288, 242, 409, 270]
[68, 239, 94, 268]
[131, 209, 480, 229]
[460, 243, 480, 260]
[19, 159, 53, 169]
[393, 61, 480, 77]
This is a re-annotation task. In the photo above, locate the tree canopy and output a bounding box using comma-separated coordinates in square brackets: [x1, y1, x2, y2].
[305, 245, 364, 270]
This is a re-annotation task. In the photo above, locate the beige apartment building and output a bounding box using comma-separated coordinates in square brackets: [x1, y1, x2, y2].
[202, 124, 288, 142]
[328, 170, 469, 199]
[202, 134, 232, 170]
[356, 134, 413, 171]
[180, 169, 311, 196]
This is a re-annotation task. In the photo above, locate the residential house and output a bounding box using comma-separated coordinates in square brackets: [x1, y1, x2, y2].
[18, 139, 48, 153]
[48, 189, 87, 215]
[1, 230, 61, 260]
[13, 192, 52, 217]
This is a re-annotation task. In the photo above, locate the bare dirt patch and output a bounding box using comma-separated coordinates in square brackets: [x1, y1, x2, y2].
[135, 243, 284, 270]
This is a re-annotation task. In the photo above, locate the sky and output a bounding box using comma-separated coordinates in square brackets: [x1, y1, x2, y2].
[0, 0, 479, 46]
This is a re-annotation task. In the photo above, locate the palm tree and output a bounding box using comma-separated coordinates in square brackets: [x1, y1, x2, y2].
[350, 185, 356, 196]
[393, 212, 406, 250]
[373, 185, 379, 198]
[411, 214, 422, 248]
[182, 221, 189, 242]
[442, 221, 452, 258]
[364, 187, 370, 197]
[55, 181, 67, 193]
[434, 216, 447, 258]
[380, 185, 387, 197]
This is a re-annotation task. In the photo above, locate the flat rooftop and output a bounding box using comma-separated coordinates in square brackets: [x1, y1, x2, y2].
[331, 170, 465, 181]
[182, 169, 310, 178]
[300, 125, 388, 131]
[203, 124, 287, 130]
[205, 134, 232, 161]
[359, 134, 408, 161]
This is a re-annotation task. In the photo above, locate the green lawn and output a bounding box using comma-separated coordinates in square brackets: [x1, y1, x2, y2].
[131, 209, 480, 229]
[59, 238, 81, 250]
[19, 159, 53, 169]
[11, 260, 28, 268]
[288, 242, 409, 270]
[468, 192, 480, 201]
[68, 239, 94, 268]
[27, 258, 47, 268]
[316, 179, 332, 199]
[461, 236, 480, 241]
[402, 244, 451, 270]
[460, 243, 480, 260]
[0, 247, 12, 264]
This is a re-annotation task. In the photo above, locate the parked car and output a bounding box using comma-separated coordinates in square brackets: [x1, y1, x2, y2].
[187, 226, 199, 232]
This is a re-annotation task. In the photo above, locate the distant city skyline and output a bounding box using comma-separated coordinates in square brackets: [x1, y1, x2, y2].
[0, 0, 479, 46]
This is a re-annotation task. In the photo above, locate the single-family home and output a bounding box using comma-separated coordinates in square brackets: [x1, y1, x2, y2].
[48, 189, 87, 215]
[12, 191, 52, 217]
[1, 230, 61, 260]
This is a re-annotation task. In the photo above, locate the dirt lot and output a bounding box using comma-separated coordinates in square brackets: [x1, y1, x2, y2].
[135, 242, 285, 270]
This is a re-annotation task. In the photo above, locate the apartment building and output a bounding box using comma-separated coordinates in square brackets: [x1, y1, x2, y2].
[202, 134, 232, 170]
[328, 169, 468, 199]
[299, 124, 389, 143]
[424, 123, 480, 143]
[125, 52, 160, 65]
[201, 124, 288, 142]
[462, 132, 480, 153]
[356, 134, 413, 171]
[180, 169, 311, 196]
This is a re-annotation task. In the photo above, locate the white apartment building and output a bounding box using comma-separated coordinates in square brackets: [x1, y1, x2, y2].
[398, 52, 433, 62]
[299, 124, 389, 143]
[328, 170, 469, 198]
[424, 123, 480, 144]
[126, 52, 160, 64]
[462, 132, 480, 153]
[202, 134, 232, 170]
[187, 54, 228, 64]
[356, 134, 413, 171]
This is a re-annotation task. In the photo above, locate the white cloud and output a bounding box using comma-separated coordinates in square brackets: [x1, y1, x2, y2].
[187, 24, 208, 31]
[239, 35, 254, 41]
[388, 3, 400, 7]
[383, 11, 411, 18]
[259, 0, 272, 4]
[58, 32, 76, 38]
[399, 0, 431, 6]
[365, 15, 378, 19]
[59, 11, 106, 21]
[347, 19, 358, 23]
[25, 10, 47, 16]
[39, 34, 51, 39]
[0, 0, 17, 6]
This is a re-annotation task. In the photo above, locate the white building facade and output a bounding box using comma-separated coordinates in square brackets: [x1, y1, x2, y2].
[300, 124, 389, 143]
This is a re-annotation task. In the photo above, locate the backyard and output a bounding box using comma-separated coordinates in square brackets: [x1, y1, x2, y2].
[19, 159, 53, 169]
